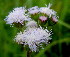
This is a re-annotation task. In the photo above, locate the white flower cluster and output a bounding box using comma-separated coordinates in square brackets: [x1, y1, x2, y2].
[5, 4, 58, 52]
[5, 7, 31, 25]
[39, 4, 56, 17]
[28, 4, 57, 18]
[5, 4, 58, 26]
[14, 25, 51, 52]
[28, 6, 39, 15]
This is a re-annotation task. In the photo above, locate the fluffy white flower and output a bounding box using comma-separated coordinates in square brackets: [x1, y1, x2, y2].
[14, 27, 51, 52]
[26, 20, 38, 28]
[39, 4, 56, 17]
[28, 6, 39, 15]
[5, 7, 31, 25]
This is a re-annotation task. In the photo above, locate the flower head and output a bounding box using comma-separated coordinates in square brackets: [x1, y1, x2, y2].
[39, 16, 48, 22]
[26, 20, 38, 28]
[52, 16, 58, 23]
[28, 6, 39, 15]
[14, 27, 51, 52]
[39, 4, 56, 17]
[5, 7, 31, 25]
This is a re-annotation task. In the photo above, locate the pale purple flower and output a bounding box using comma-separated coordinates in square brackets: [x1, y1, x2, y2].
[5, 7, 31, 25]
[26, 20, 38, 28]
[39, 4, 56, 17]
[52, 16, 58, 22]
[14, 26, 51, 52]
[39, 16, 48, 22]
[28, 6, 39, 15]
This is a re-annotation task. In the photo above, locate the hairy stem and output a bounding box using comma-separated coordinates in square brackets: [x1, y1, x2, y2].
[27, 50, 32, 57]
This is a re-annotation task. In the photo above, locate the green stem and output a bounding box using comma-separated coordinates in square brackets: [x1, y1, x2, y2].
[23, 47, 27, 57]
[27, 50, 32, 57]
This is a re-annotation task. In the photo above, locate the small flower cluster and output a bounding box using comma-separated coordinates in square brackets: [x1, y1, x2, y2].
[28, 4, 58, 23]
[15, 25, 51, 52]
[5, 4, 58, 52]
[5, 7, 31, 25]
[28, 4, 55, 17]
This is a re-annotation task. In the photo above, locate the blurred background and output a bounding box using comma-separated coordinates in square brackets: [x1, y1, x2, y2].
[0, 0, 70, 57]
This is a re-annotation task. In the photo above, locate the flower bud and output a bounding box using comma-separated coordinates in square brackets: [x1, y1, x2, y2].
[52, 16, 58, 23]
[39, 16, 48, 22]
